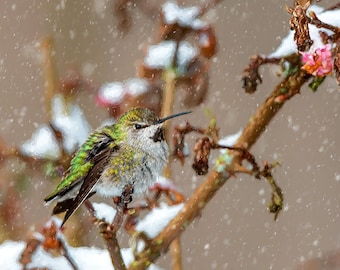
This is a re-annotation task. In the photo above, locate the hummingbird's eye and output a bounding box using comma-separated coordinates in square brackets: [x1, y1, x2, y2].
[134, 124, 143, 129]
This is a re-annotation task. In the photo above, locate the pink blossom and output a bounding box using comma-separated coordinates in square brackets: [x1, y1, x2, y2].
[301, 44, 333, 77]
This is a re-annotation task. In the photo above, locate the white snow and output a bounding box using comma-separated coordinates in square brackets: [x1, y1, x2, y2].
[162, 2, 208, 30]
[335, 174, 340, 182]
[29, 246, 73, 270]
[125, 78, 149, 97]
[97, 78, 150, 106]
[177, 41, 198, 73]
[215, 130, 243, 173]
[269, 5, 340, 58]
[51, 94, 91, 154]
[218, 129, 243, 153]
[0, 240, 135, 270]
[92, 202, 117, 224]
[47, 216, 63, 228]
[0, 241, 26, 270]
[154, 175, 180, 192]
[145, 41, 176, 68]
[136, 202, 184, 238]
[21, 124, 61, 160]
[0, 206, 180, 269]
[0, 238, 166, 270]
[97, 82, 125, 104]
[182, 142, 189, 156]
[144, 41, 197, 74]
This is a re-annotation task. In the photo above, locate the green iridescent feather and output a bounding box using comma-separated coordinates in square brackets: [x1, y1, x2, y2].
[44, 125, 120, 202]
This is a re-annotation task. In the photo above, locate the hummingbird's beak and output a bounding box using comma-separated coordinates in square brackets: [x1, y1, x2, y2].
[154, 111, 192, 125]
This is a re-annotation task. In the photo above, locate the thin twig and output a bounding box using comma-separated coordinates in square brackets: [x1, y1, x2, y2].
[59, 235, 78, 270]
[308, 11, 340, 42]
[40, 37, 60, 121]
[84, 200, 127, 270]
[324, 2, 340, 11]
[309, 11, 339, 33]
[19, 238, 41, 270]
[199, 0, 224, 17]
[161, 68, 183, 270]
[161, 69, 177, 131]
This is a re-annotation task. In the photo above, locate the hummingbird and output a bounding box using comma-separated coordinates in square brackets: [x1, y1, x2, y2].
[44, 108, 191, 227]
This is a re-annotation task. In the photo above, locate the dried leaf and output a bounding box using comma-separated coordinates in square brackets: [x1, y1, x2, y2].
[192, 137, 211, 175]
[286, 2, 313, 51]
[199, 26, 217, 59]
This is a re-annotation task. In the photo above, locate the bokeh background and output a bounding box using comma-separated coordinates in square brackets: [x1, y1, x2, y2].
[0, 0, 339, 269]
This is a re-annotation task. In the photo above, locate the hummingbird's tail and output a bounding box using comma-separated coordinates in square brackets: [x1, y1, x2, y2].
[59, 180, 98, 227]
[44, 180, 81, 204]
[44, 133, 115, 227]
[52, 198, 75, 214]
[44, 179, 96, 227]
[52, 191, 95, 215]
[58, 150, 110, 227]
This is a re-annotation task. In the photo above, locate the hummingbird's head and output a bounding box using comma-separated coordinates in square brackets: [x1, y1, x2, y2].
[117, 108, 190, 157]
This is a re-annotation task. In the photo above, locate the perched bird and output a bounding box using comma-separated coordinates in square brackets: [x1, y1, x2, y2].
[44, 108, 190, 227]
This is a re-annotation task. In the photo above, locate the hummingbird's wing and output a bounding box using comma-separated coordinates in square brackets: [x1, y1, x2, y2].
[44, 130, 117, 227]
[60, 142, 116, 227]
[44, 132, 114, 203]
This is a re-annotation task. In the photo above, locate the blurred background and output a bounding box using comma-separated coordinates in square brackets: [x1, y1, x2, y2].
[0, 0, 339, 269]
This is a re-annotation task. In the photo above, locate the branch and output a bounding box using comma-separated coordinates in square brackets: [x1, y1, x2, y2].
[236, 59, 310, 150]
[84, 198, 127, 270]
[128, 62, 310, 269]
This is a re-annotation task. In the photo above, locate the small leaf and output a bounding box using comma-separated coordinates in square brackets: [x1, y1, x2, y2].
[308, 76, 326, 92]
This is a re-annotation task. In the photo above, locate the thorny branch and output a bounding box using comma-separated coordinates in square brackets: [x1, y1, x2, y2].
[128, 61, 310, 269]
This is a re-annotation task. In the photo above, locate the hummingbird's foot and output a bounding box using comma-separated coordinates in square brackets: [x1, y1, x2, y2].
[120, 184, 134, 205]
[109, 184, 135, 232]
[112, 185, 134, 205]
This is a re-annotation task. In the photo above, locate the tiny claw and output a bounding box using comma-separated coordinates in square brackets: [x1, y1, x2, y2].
[121, 185, 134, 204]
